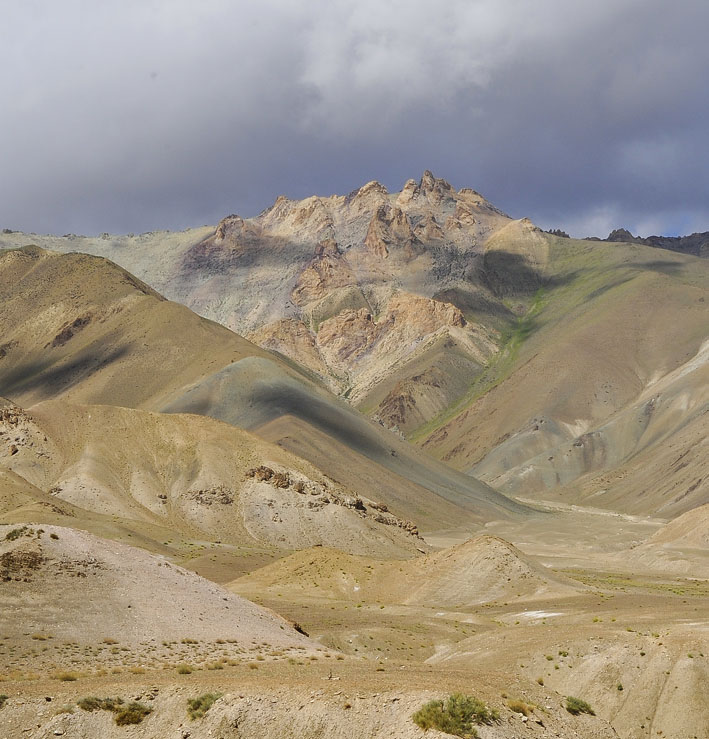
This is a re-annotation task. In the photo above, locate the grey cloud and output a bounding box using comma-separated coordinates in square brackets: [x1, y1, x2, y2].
[1, 0, 708, 237]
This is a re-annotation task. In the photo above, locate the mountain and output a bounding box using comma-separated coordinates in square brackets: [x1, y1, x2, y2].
[0, 245, 526, 541]
[2, 176, 706, 523]
[0, 173, 517, 435]
[593, 228, 709, 258]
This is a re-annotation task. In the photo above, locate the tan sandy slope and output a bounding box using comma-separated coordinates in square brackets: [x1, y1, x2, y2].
[0, 523, 314, 649]
[231, 535, 581, 608]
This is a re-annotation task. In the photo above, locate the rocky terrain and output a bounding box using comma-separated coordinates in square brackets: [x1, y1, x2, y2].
[0, 177, 707, 738]
[599, 228, 709, 258]
[1, 174, 706, 518]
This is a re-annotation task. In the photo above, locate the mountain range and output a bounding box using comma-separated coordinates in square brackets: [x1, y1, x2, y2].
[0, 173, 707, 738]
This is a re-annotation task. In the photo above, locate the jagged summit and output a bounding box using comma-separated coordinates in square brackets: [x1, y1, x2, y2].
[593, 227, 709, 258]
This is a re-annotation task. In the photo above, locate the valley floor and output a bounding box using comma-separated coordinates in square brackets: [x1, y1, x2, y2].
[2, 510, 707, 738]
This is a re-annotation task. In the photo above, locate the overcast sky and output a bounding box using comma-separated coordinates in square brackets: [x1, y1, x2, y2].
[2, 0, 708, 238]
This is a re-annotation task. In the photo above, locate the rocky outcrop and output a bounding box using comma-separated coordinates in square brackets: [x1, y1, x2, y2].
[245, 465, 421, 537]
[183, 214, 265, 271]
[317, 308, 379, 364]
[364, 205, 418, 258]
[601, 228, 709, 257]
[291, 240, 355, 305]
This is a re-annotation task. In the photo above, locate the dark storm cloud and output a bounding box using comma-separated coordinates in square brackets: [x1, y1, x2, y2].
[2, 0, 708, 237]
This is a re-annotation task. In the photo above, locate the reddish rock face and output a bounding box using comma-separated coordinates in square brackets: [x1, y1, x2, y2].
[291, 242, 356, 306]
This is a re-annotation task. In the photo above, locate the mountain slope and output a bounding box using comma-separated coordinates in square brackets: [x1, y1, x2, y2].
[0, 246, 526, 532]
[419, 237, 709, 515]
[0, 173, 516, 433]
[0, 399, 427, 557]
[0, 523, 315, 653]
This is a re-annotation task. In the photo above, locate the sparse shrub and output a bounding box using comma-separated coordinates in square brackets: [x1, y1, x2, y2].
[617, 683, 623, 691]
[102, 637, 118, 644]
[187, 692, 222, 720]
[565, 696, 595, 716]
[53, 671, 79, 682]
[77, 696, 150, 725]
[412, 693, 498, 737]
[0, 694, 7, 709]
[78, 696, 124, 712]
[55, 704, 74, 714]
[536, 677, 544, 686]
[5, 527, 28, 541]
[114, 702, 152, 725]
[176, 664, 193, 674]
[507, 699, 535, 716]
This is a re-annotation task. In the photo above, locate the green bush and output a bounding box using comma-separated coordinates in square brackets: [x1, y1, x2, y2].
[187, 692, 223, 720]
[412, 693, 498, 737]
[565, 696, 595, 715]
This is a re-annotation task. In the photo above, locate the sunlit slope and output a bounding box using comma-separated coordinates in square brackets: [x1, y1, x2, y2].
[0, 245, 279, 410]
[420, 236, 708, 514]
[231, 535, 582, 607]
[0, 399, 429, 557]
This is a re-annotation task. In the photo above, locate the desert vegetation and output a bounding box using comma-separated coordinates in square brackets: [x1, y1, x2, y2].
[412, 693, 498, 737]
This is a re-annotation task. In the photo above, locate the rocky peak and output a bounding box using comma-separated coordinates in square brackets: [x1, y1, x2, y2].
[358, 180, 389, 197]
[607, 228, 640, 243]
[346, 180, 390, 217]
[215, 214, 244, 241]
[364, 205, 416, 258]
[396, 178, 419, 206]
[418, 170, 455, 204]
[420, 170, 436, 192]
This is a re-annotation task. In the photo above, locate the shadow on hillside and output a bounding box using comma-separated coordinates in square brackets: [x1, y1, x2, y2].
[636, 260, 684, 275]
[0, 346, 129, 402]
[480, 251, 576, 298]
